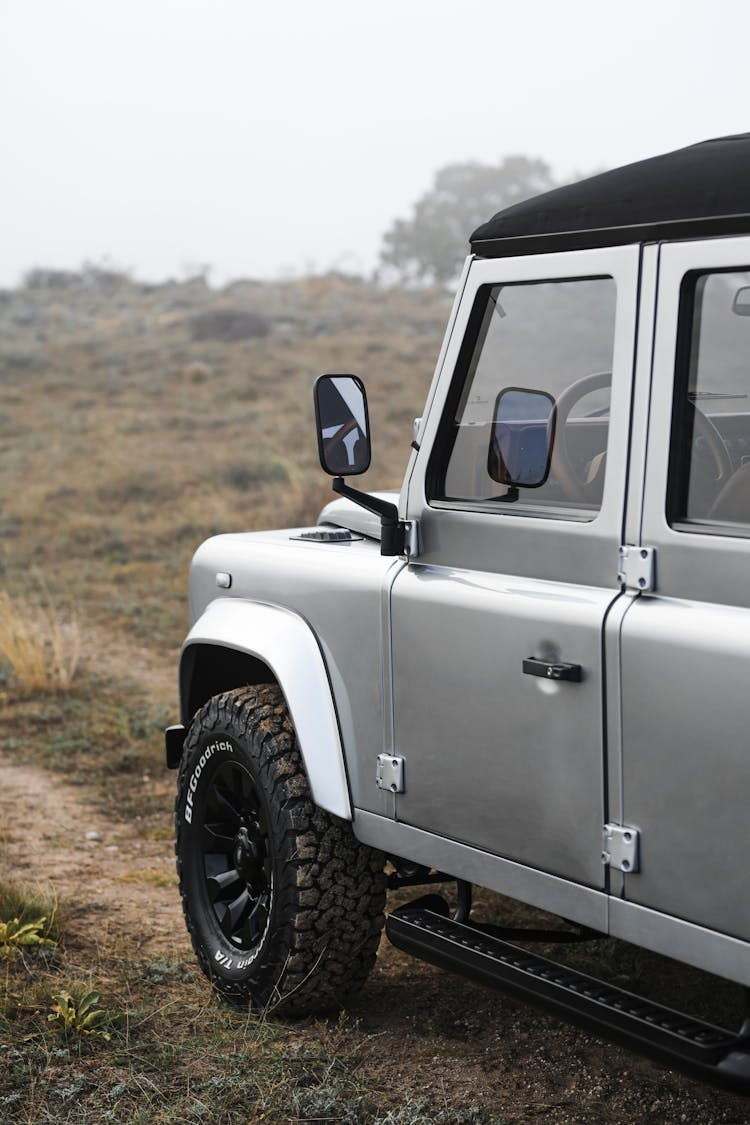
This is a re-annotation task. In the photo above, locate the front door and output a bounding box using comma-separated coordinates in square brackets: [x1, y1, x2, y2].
[390, 246, 640, 889]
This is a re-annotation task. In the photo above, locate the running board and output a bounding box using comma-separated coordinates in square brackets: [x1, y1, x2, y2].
[386, 897, 750, 1091]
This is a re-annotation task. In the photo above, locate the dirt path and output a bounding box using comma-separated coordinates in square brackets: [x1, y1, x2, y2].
[0, 756, 190, 960]
[80, 625, 180, 708]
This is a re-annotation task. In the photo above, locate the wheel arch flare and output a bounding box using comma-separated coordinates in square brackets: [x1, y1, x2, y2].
[180, 598, 352, 820]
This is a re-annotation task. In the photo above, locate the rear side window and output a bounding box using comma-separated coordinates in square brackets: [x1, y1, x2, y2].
[670, 270, 750, 533]
[430, 277, 617, 518]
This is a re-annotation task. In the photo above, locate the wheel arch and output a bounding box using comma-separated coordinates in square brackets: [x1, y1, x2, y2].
[180, 599, 352, 820]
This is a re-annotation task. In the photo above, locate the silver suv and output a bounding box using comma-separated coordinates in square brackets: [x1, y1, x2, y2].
[167, 134, 750, 1089]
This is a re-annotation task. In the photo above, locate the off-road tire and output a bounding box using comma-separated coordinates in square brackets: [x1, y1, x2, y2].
[175, 684, 386, 1014]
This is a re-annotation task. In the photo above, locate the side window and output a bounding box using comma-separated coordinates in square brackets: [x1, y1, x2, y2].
[430, 277, 617, 518]
[670, 270, 750, 533]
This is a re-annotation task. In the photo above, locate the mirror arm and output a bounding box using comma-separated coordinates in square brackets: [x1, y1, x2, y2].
[493, 486, 519, 504]
[332, 477, 405, 556]
[332, 477, 399, 522]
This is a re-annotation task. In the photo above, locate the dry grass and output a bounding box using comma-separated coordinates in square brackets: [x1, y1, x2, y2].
[0, 672, 173, 817]
[0, 271, 448, 655]
[0, 591, 80, 696]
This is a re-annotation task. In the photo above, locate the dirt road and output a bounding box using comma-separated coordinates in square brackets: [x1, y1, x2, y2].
[0, 756, 188, 960]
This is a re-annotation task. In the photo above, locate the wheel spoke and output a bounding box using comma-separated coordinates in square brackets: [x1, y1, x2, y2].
[201, 823, 235, 852]
[207, 868, 242, 903]
[204, 852, 233, 878]
[208, 784, 243, 826]
[219, 888, 251, 941]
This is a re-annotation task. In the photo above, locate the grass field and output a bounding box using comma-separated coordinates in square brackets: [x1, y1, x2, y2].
[1, 269, 749, 1123]
[0, 269, 448, 645]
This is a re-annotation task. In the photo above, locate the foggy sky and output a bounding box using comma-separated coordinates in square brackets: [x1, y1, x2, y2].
[2, 0, 748, 287]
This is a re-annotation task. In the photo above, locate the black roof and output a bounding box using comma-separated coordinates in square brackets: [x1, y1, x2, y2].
[470, 134, 750, 257]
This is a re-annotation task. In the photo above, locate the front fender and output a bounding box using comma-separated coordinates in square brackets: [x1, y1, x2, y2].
[181, 598, 351, 820]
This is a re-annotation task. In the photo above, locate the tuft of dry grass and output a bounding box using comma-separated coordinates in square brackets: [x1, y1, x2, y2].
[0, 591, 80, 696]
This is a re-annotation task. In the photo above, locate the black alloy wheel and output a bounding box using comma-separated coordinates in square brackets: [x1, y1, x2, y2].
[201, 759, 271, 954]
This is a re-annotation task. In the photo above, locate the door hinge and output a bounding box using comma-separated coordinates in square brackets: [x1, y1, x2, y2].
[618, 545, 655, 592]
[602, 824, 640, 873]
[403, 520, 420, 559]
[376, 754, 405, 793]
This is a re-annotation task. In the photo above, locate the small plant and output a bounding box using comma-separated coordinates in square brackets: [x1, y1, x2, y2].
[0, 590, 80, 695]
[0, 916, 56, 961]
[0, 883, 59, 965]
[47, 990, 112, 1041]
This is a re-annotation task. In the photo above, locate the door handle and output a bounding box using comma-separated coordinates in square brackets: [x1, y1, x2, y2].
[523, 658, 582, 683]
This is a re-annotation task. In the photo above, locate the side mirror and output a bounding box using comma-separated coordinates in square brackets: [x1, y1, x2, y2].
[314, 374, 371, 476]
[732, 286, 750, 316]
[488, 387, 556, 489]
[313, 373, 411, 556]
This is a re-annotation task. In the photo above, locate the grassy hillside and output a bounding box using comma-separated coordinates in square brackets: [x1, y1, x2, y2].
[0, 268, 450, 650]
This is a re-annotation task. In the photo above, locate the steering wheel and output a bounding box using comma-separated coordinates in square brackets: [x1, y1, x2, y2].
[551, 374, 733, 505]
[550, 371, 612, 504]
[688, 402, 733, 484]
[322, 415, 369, 475]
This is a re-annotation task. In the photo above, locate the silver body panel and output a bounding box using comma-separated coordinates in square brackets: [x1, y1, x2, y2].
[354, 809, 607, 932]
[183, 235, 750, 989]
[610, 899, 750, 989]
[390, 565, 613, 887]
[185, 530, 403, 819]
[620, 597, 750, 939]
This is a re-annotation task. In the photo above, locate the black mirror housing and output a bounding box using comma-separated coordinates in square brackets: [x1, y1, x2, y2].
[314, 374, 371, 476]
[488, 386, 556, 489]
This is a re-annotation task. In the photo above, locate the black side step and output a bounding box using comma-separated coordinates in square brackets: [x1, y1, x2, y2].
[386, 898, 750, 1091]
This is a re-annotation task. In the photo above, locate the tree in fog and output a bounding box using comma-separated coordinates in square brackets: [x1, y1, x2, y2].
[379, 156, 556, 285]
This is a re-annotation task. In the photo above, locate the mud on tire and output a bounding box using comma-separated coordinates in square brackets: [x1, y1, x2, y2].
[175, 684, 386, 1014]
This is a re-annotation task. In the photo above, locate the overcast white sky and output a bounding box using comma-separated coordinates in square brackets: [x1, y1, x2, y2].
[2, 0, 749, 287]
